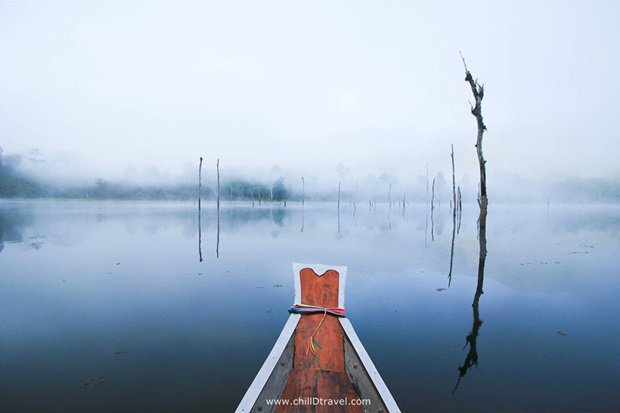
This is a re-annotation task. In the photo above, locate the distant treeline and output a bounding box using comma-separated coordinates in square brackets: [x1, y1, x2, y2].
[550, 176, 620, 203]
[1, 160, 292, 201]
[1, 150, 618, 203]
[0, 154, 42, 198]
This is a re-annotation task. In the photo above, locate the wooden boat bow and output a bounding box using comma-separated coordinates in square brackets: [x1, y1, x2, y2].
[236, 263, 400, 413]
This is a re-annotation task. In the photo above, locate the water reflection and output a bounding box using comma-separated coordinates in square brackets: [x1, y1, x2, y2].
[431, 204, 435, 242]
[447, 200, 462, 286]
[453, 199, 487, 393]
[0, 207, 31, 253]
[272, 207, 285, 227]
[425, 205, 429, 248]
[198, 208, 203, 262]
[216, 204, 220, 258]
[447, 210, 456, 287]
[337, 205, 341, 235]
[0, 200, 618, 412]
[300, 204, 304, 233]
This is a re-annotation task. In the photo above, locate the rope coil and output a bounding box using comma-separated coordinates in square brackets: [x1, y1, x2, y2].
[288, 304, 346, 317]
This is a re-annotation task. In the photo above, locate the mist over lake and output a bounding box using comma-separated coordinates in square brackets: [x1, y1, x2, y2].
[1, 1, 619, 412]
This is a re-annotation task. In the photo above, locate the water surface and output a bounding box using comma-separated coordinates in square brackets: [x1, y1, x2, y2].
[0, 200, 618, 412]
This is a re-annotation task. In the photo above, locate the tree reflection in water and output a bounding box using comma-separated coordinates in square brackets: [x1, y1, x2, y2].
[453, 198, 487, 394]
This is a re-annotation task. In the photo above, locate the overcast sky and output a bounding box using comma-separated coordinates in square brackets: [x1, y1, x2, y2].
[0, 0, 618, 189]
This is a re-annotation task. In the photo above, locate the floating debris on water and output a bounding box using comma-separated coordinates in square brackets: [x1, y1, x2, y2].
[114, 350, 128, 355]
[556, 330, 567, 336]
[255, 286, 265, 289]
[265, 309, 273, 314]
[435, 288, 446, 292]
[83, 377, 105, 386]
[273, 284, 283, 288]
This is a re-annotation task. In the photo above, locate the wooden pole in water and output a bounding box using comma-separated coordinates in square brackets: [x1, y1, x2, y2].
[198, 156, 203, 262]
[216, 158, 220, 211]
[448, 146, 457, 286]
[353, 181, 358, 216]
[431, 177, 435, 242]
[216, 158, 220, 258]
[451, 144, 457, 218]
[337, 182, 341, 234]
[431, 178, 435, 212]
[198, 157, 203, 211]
[301, 176, 305, 206]
[337, 182, 341, 211]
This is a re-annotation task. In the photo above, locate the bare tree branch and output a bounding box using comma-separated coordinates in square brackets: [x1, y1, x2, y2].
[461, 54, 487, 201]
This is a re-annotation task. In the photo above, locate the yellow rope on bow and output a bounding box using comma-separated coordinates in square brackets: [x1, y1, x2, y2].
[305, 308, 328, 370]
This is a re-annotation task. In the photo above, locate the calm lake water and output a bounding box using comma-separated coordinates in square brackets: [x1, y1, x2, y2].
[0, 200, 618, 412]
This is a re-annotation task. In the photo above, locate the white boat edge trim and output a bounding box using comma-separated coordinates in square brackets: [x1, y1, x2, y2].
[234, 314, 300, 413]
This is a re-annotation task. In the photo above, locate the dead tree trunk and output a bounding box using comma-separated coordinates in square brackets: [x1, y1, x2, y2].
[453, 53, 489, 393]
[461, 53, 487, 206]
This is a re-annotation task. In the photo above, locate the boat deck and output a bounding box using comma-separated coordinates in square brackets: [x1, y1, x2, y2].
[276, 269, 364, 413]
